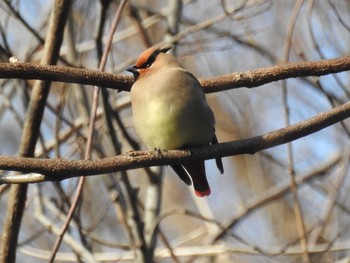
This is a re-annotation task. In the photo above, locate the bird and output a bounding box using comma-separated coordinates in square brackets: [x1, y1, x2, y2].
[127, 45, 223, 197]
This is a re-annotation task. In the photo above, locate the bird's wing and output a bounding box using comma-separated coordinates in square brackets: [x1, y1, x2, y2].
[170, 165, 192, 185]
[212, 133, 224, 174]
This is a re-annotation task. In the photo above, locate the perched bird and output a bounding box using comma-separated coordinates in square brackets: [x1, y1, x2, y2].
[127, 46, 223, 197]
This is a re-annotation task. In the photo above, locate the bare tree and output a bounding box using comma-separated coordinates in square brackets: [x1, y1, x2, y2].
[0, 0, 350, 262]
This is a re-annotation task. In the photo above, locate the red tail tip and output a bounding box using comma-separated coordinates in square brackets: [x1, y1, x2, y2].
[195, 188, 211, 197]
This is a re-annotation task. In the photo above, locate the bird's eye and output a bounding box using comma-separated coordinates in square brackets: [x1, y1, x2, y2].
[139, 60, 152, 69]
[141, 50, 159, 68]
[143, 57, 155, 68]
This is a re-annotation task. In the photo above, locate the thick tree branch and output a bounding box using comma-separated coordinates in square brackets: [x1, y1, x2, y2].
[201, 56, 350, 93]
[0, 56, 349, 92]
[0, 61, 132, 89]
[0, 1, 72, 263]
[1, 98, 350, 184]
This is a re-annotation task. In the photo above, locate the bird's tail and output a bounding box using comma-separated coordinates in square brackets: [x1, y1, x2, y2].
[183, 161, 211, 197]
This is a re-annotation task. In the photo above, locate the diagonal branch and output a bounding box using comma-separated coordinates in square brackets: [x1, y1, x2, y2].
[0, 98, 350, 183]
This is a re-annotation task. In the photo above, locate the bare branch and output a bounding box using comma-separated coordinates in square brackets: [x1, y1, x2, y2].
[1, 98, 350, 183]
[0, 56, 349, 92]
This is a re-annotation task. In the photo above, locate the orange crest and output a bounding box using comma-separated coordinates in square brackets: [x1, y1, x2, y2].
[135, 46, 159, 68]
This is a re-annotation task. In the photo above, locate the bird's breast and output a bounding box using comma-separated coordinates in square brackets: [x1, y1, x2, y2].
[130, 69, 215, 150]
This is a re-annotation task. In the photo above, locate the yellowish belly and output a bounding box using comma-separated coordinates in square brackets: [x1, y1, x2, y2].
[133, 99, 213, 150]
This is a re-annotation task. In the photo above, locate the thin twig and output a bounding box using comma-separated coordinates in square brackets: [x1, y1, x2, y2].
[311, 153, 349, 244]
[282, 0, 310, 262]
[47, 1, 129, 262]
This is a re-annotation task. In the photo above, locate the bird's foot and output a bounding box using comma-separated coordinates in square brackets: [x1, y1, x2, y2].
[153, 148, 164, 158]
[181, 145, 193, 156]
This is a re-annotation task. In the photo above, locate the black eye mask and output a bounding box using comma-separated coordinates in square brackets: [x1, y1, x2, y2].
[139, 50, 159, 69]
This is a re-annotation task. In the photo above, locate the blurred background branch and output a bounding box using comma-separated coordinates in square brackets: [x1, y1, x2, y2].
[0, 0, 350, 262]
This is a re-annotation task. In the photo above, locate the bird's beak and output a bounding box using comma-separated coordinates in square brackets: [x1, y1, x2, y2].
[126, 66, 140, 80]
[126, 65, 138, 73]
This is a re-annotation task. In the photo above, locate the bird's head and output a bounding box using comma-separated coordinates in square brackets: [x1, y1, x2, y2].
[127, 46, 172, 80]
